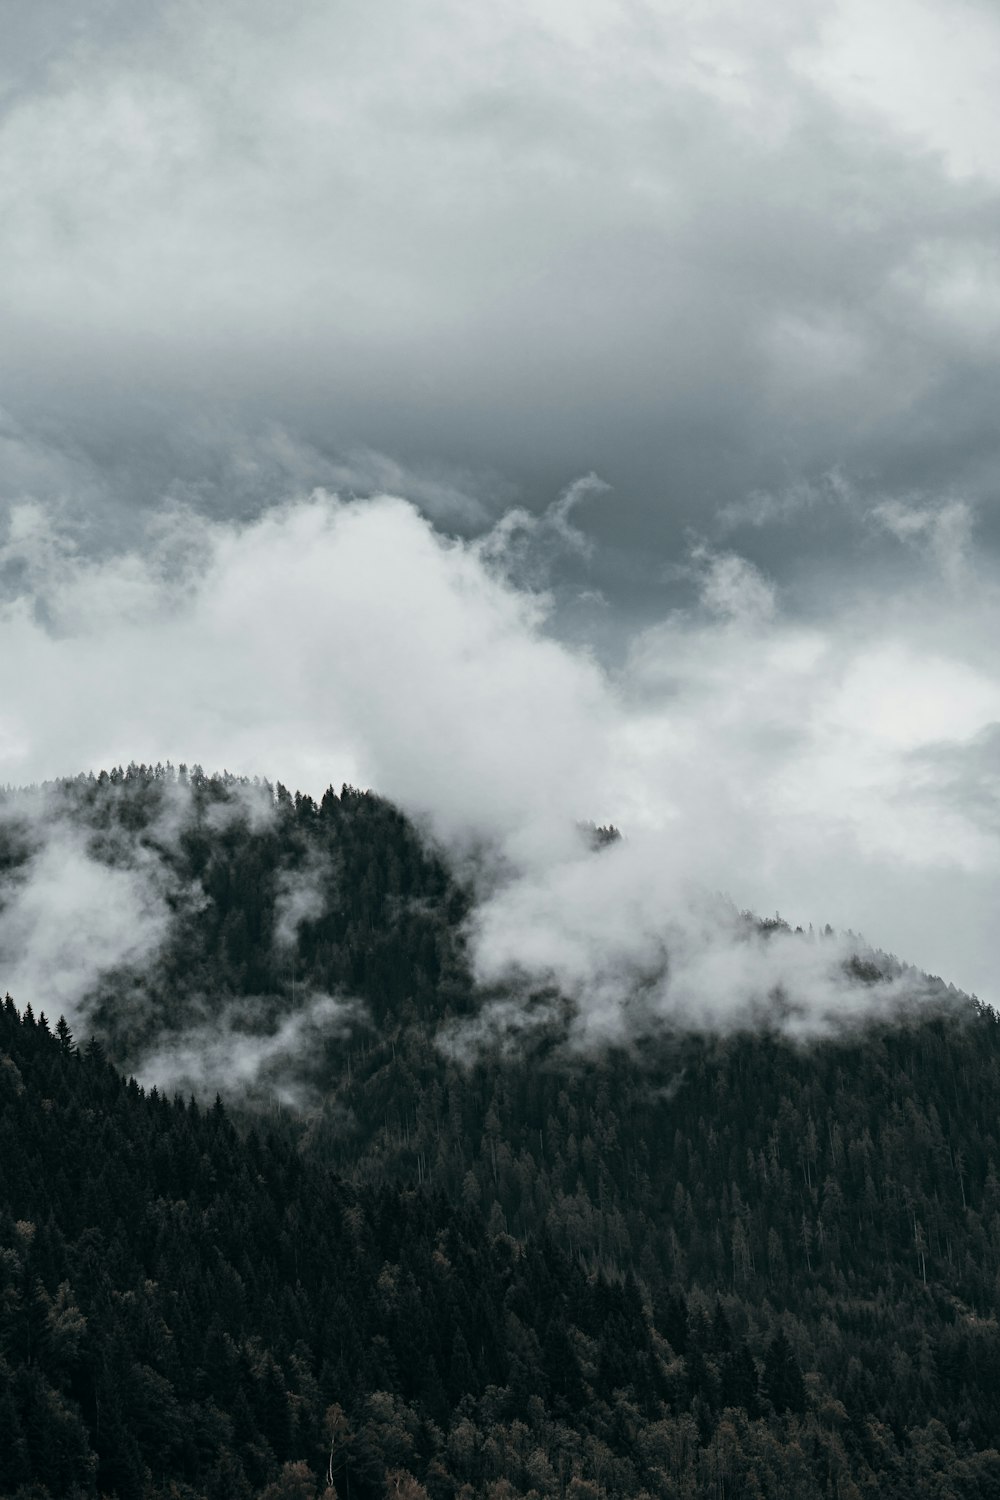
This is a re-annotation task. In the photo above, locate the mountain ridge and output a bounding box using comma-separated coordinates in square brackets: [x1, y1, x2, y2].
[2, 765, 999, 1498]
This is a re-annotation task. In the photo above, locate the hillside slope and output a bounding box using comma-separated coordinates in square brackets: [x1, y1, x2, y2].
[3, 767, 1000, 1498]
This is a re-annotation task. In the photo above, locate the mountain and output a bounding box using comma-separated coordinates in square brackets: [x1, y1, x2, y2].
[2, 766, 1000, 1499]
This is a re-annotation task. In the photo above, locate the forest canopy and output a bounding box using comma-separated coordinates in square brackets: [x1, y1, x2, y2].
[1, 766, 998, 1499]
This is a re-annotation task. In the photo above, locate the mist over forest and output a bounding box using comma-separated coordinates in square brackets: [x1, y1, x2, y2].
[3, 763, 1000, 1499]
[0, 762, 949, 1097]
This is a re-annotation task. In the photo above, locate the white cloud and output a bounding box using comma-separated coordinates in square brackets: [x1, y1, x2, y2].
[458, 838, 947, 1052]
[475, 472, 609, 591]
[0, 493, 613, 861]
[1, 488, 999, 1026]
[0, 815, 173, 1022]
[890, 239, 1000, 352]
[716, 470, 856, 532]
[868, 497, 974, 583]
[273, 856, 330, 953]
[795, 0, 1000, 185]
[138, 992, 361, 1106]
[687, 544, 777, 624]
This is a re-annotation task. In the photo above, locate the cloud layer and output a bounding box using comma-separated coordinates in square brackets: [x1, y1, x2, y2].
[3, 0, 1000, 598]
[1, 488, 997, 1028]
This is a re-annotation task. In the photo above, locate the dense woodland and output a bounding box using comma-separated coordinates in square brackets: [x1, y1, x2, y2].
[2, 765, 1000, 1498]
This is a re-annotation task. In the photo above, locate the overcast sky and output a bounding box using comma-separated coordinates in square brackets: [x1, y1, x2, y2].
[2, 0, 999, 1009]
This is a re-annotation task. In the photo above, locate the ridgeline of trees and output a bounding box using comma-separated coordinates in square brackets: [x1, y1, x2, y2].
[2, 765, 1000, 1498]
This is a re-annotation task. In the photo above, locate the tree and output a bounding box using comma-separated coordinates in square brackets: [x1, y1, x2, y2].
[763, 1330, 806, 1416]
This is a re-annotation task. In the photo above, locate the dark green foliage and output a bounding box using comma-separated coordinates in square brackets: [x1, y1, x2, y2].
[762, 1329, 805, 1415]
[0, 764, 472, 1078]
[0, 995, 653, 1498]
[3, 767, 1000, 1497]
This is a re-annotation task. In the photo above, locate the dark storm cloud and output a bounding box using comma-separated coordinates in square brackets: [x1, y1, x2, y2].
[3, 0, 1000, 602]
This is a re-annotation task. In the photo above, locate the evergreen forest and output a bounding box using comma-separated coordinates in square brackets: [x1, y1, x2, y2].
[2, 765, 1000, 1500]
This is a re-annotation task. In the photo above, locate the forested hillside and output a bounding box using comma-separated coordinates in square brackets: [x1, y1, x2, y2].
[0, 765, 473, 1073]
[3, 767, 1000, 1499]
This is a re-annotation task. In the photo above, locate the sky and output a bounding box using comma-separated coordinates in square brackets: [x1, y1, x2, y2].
[1, 0, 999, 1012]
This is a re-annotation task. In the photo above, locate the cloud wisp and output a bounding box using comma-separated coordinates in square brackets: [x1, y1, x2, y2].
[0, 810, 174, 1026]
[138, 991, 361, 1108]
